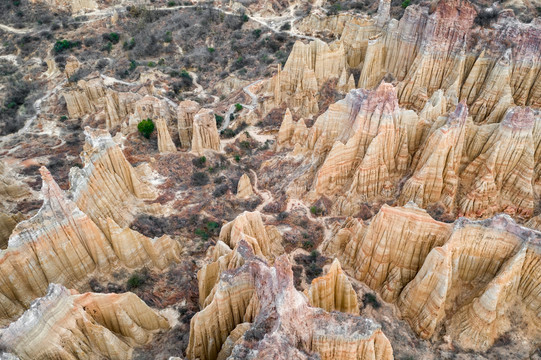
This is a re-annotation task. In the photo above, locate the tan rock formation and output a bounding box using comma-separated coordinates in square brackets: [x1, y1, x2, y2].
[0, 166, 181, 325]
[155, 118, 177, 153]
[188, 241, 394, 360]
[236, 173, 254, 198]
[70, 127, 157, 227]
[0, 284, 168, 360]
[304, 258, 359, 314]
[177, 100, 201, 149]
[191, 108, 221, 155]
[219, 211, 284, 261]
[325, 204, 541, 351]
[64, 55, 80, 79]
[0, 162, 32, 206]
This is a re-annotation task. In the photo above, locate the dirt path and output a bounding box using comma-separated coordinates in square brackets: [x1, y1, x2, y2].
[251, 169, 274, 212]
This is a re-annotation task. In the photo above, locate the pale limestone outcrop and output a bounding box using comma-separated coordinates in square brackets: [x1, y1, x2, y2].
[63, 76, 107, 119]
[129, 95, 174, 128]
[188, 241, 394, 360]
[70, 127, 157, 227]
[0, 167, 182, 325]
[155, 118, 177, 153]
[219, 211, 284, 261]
[325, 204, 541, 351]
[236, 173, 254, 198]
[64, 55, 80, 79]
[304, 258, 359, 314]
[177, 100, 201, 149]
[0, 284, 168, 360]
[276, 108, 294, 151]
[191, 109, 221, 155]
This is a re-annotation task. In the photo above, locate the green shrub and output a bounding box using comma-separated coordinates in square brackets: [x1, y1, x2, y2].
[221, 128, 235, 138]
[147, 61, 156, 67]
[105, 32, 120, 44]
[401, 0, 410, 8]
[215, 114, 224, 127]
[234, 103, 243, 112]
[234, 154, 241, 162]
[167, 0, 175, 6]
[207, 47, 215, 53]
[123, 38, 135, 50]
[137, 118, 155, 138]
[127, 273, 145, 289]
[102, 41, 112, 53]
[242, 14, 249, 22]
[310, 206, 323, 216]
[59, 115, 68, 121]
[53, 39, 81, 54]
[252, 29, 262, 38]
[192, 156, 206, 168]
[164, 31, 172, 43]
[195, 228, 209, 240]
[129, 60, 138, 71]
[363, 293, 381, 309]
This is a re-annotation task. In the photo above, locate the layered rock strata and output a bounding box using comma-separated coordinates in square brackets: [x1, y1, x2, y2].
[236, 174, 254, 198]
[0, 284, 169, 360]
[70, 127, 157, 227]
[325, 204, 541, 351]
[271, 81, 540, 221]
[304, 258, 359, 314]
[191, 109, 221, 155]
[188, 241, 394, 360]
[0, 166, 182, 325]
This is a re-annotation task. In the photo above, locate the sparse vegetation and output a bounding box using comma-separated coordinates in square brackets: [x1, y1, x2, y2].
[191, 171, 210, 186]
[363, 293, 381, 309]
[401, 0, 411, 8]
[53, 39, 81, 54]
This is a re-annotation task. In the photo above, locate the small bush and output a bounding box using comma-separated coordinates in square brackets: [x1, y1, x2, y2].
[103, 32, 120, 44]
[137, 118, 155, 138]
[215, 114, 224, 128]
[192, 156, 207, 168]
[234, 103, 243, 112]
[167, 0, 176, 6]
[53, 39, 81, 54]
[252, 29, 262, 38]
[194, 228, 209, 240]
[234, 155, 241, 162]
[59, 115, 68, 121]
[280, 22, 291, 31]
[310, 206, 323, 216]
[221, 128, 236, 138]
[127, 273, 145, 289]
[363, 293, 381, 309]
[401, 0, 410, 8]
[164, 31, 173, 43]
[242, 14, 249, 22]
[191, 171, 210, 186]
[213, 184, 229, 197]
[207, 47, 215, 53]
[123, 38, 136, 50]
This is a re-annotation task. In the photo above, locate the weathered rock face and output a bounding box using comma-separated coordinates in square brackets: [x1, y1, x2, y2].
[70, 127, 157, 227]
[219, 211, 284, 261]
[0, 284, 169, 360]
[304, 258, 359, 314]
[188, 241, 394, 360]
[155, 118, 177, 153]
[325, 204, 541, 351]
[236, 173, 254, 198]
[0, 162, 32, 208]
[191, 109, 221, 155]
[269, 80, 540, 222]
[177, 100, 201, 149]
[0, 166, 182, 325]
[0, 212, 25, 249]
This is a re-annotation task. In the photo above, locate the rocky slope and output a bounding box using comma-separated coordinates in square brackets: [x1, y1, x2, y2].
[0, 283, 169, 360]
[325, 203, 541, 352]
[0, 0, 540, 358]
